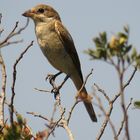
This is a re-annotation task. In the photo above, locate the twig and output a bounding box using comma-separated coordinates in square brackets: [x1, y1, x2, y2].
[34, 88, 51, 93]
[0, 52, 6, 127]
[67, 100, 80, 124]
[79, 68, 93, 93]
[5, 100, 18, 115]
[10, 41, 34, 125]
[94, 83, 110, 102]
[93, 90, 118, 140]
[0, 39, 23, 48]
[0, 13, 2, 24]
[0, 119, 8, 133]
[116, 98, 133, 139]
[123, 66, 137, 89]
[0, 18, 29, 48]
[118, 67, 129, 140]
[48, 109, 65, 137]
[27, 112, 50, 122]
[62, 120, 74, 140]
[0, 13, 3, 36]
[96, 83, 120, 140]
[96, 101, 113, 140]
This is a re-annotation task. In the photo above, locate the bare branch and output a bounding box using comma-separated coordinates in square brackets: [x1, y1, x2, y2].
[0, 18, 29, 48]
[0, 14, 4, 36]
[48, 108, 65, 137]
[0, 39, 23, 48]
[116, 98, 133, 139]
[79, 68, 93, 93]
[62, 120, 74, 140]
[0, 13, 2, 24]
[93, 90, 117, 140]
[94, 83, 111, 103]
[10, 41, 34, 125]
[123, 66, 137, 89]
[67, 100, 80, 124]
[96, 102, 113, 140]
[0, 119, 8, 132]
[0, 52, 7, 127]
[34, 88, 51, 93]
[27, 112, 50, 122]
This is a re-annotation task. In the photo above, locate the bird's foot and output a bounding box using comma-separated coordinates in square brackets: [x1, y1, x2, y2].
[46, 72, 62, 85]
[51, 85, 61, 99]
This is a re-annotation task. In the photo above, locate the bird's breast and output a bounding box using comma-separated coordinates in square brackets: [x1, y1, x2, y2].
[35, 24, 75, 74]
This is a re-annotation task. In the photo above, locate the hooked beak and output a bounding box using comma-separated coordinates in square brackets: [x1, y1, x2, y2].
[22, 9, 35, 17]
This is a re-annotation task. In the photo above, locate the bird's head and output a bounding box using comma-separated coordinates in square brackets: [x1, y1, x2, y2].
[22, 4, 61, 23]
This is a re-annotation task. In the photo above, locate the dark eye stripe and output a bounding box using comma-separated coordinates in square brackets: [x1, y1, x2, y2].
[37, 8, 44, 13]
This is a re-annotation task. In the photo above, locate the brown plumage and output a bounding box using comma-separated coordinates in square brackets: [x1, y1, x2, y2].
[22, 4, 97, 122]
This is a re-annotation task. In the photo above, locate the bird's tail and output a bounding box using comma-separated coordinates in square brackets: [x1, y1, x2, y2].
[71, 74, 97, 122]
[78, 88, 97, 122]
[83, 101, 97, 122]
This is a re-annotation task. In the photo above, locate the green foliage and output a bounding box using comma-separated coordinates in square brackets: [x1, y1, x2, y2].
[85, 26, 140, 70]
[0, 114, 32, 140]
[134, 101, 140, 109]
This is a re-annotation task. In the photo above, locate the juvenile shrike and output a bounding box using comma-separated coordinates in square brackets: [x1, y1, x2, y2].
[22, 4, 97, 122]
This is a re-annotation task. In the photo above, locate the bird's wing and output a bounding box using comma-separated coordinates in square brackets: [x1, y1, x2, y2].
[55, 20, 83, 81]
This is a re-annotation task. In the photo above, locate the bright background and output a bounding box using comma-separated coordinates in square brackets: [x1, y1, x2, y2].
[0, 0, 140, 139]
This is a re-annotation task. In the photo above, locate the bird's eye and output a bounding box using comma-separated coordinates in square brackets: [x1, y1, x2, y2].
[37, 8, 45, 13]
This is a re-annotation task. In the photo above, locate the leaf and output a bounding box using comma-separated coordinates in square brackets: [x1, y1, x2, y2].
[124, 25, 129, 33]
[124, 55, 131, 64]
[134, 101, 140, 108]
[93, 37, 102, 48]
[131, 48, 137, 60]
[118, 32, 127, 39]
[85, 49, 101, 59]
[124, 45, 132, 54]
[99, 32, 107, 45]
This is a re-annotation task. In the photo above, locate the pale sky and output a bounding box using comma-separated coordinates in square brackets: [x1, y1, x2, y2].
[0, 0, 140, 139]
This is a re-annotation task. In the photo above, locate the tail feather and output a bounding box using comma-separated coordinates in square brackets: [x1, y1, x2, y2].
[83, 101, 97, 122]
[78, 89, 97, 122]
[71, 74, 97, 122]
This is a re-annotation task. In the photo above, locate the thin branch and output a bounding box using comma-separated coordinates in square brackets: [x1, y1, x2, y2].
[93, 90, 117, 140]
[0, 39, 23, 48]
[34, 88, 51, 93]
[79, 68, 93, 93]
[27, 112, 50, 122]
[0, 52, 6, 127]
[118, 62, 130, 140]
[0, 14, 4, 36]
[0, 13, 2, 24]
[67, 100, 80, 124]
[0, 22, 19, 47]
[48, 109, 65, 137]
[0, 119, 8, 133]
[0, 18, 29, 48]
[96, 102, 113, 140]
[123, 66, 137, 89]
[5, 100, 18, 116]
[94, 83, 111, 103]
[10, 41, 34, 125]
[62, 120, 74, 140]
[116, 98, 133, 139]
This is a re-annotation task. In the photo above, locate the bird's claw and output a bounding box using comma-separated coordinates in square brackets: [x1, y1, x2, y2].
[46, 74, 55, 81]
[46, 74, 57, 86]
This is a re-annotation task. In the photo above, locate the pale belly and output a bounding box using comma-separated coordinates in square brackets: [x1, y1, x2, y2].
[35, 22, 77, 76]
[38, 38, 76, 76]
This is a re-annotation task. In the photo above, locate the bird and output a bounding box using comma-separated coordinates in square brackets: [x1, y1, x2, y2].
[22, 4, 97, 122]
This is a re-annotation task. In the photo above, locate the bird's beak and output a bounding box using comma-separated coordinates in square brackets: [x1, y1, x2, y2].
[22, 9, 35, 17]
